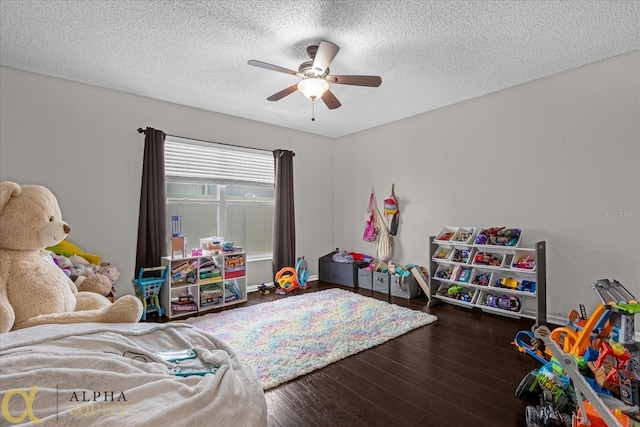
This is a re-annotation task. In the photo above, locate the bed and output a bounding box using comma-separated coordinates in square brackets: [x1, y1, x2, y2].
[0, 322, 267, 426]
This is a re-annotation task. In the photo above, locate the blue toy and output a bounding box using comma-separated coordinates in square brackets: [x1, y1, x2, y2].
[295, 257, 310, 288]
[134, 266, 168, 320]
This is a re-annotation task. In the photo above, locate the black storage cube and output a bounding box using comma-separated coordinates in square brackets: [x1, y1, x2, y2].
[319, 251, 367, 287]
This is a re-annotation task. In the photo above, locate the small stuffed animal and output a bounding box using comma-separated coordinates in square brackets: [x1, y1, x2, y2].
[75, 274, 113, 296]
[51, 253, 73, 276]
[0, 181, 143, 333]
[99, 265, 121, 284]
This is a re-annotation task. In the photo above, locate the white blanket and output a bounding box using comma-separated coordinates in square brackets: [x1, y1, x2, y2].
[0, 322, 267, 426]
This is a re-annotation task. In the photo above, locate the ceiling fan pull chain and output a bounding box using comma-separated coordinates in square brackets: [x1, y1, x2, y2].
[311, 99, 316, 121]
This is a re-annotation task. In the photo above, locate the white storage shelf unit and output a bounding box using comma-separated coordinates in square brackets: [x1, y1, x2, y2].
[160, 252, 247, 319]
[428, 227, 546, 325]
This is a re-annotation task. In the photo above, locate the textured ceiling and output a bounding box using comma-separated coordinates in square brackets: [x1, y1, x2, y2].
[1, 1, 639, 138]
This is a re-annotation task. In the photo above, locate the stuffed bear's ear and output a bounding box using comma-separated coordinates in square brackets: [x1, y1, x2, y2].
[0, 181, 21, 212]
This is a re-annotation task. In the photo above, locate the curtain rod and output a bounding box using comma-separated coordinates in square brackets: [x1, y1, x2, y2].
[137, 127, 280, 154]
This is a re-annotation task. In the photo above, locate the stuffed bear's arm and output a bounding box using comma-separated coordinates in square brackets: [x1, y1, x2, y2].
[0, 252, 16, 333]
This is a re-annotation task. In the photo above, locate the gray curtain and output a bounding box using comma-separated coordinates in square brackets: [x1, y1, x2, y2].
[135, 127, 167, 275]
[272, 149, 296, 277]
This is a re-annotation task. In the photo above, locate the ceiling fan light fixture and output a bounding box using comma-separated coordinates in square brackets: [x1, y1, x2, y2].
[297, 78, 329, 100]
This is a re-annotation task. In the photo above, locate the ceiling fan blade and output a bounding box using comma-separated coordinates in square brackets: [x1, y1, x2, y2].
[267, 84, 299, 101]
[321, 90, 341, 110]
[248, 60, 300, 76]
[312, 41, 340, 74]
[327, 75, 382, 87]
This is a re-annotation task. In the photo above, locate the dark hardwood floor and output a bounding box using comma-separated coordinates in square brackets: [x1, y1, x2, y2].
[243, 281, 541, 427]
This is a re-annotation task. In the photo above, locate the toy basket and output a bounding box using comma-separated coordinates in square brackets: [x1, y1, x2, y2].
[134, 266, 168, 320]
[136, 281, 163, 299]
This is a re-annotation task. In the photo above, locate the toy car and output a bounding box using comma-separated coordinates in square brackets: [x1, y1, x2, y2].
[515, 361, 576, 413]
[486, 294, 522, 312]
[525, 391, 572, 427]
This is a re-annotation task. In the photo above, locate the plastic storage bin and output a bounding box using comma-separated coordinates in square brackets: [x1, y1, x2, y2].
[477, 290, 525, 317]
[469, 268, 493, 287]
[471, 251, 506, 267]
[432, 246, 453, 261]
[436, 284, 477, 305]
[451, 227, 476, 244]
[510, 250, 537, 271]
[435, 226, 458, 242]
[450, 247, 473, 264]
[474, 227, 522, 247]
[200, 236, 224, 254]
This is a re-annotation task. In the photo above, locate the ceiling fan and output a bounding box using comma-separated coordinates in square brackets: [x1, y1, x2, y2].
[248, 41, 382, 120]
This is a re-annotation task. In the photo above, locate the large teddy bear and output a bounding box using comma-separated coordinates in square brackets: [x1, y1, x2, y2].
[0, 181, 143, 333]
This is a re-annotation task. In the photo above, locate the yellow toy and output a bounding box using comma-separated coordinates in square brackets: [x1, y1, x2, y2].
[47, 239, 102, 266]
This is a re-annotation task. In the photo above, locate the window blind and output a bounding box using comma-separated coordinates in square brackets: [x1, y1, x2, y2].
[164, 137, 274, 186]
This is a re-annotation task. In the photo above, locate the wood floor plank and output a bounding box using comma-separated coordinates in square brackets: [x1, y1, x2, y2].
[320, 363, 431, 427]
[339, 352, 503, 427]
[249, 282, 537, 427]
[358, 343, 527, 422]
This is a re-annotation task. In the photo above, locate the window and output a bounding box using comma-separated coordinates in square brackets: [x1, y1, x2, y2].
[164, 136, 274, 259]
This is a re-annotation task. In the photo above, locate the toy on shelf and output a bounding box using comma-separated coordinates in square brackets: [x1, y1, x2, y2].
[485, 294, 522, 312]
[435, 267, 452, 280]
[436, 285, 474, 303]
[200, 236, 223, 255]
[453, 228, 475, 243]
[224, 281, 241, 302]
[171, 291, 197, 313]
[200, 284, 223, 307]
[435, 229, 455, 241]
[473, 252, 503, 266]
[451, 248, 471, 263]
[170, 215, 186, 258]
[134, 266, 168, 321]
[474, 226, 521, 246]
[471, 271, 492, 286]
[496, 277, 536, 293]
[433, 247, 451, 260]
[224, 255, 245, 279]
[512, 255, 536, 270]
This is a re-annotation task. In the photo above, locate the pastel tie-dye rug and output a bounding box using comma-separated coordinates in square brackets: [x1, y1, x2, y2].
[182, 288, 437, 390]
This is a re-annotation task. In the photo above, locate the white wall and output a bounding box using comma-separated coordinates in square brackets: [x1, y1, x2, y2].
[0, 66, 334, 296]
[334, 51, 639, 331]
[1, 51, 638, 333]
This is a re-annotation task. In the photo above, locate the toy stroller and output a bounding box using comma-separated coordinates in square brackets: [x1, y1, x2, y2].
[134, 266, 168, 321]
